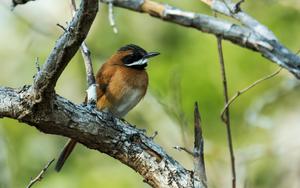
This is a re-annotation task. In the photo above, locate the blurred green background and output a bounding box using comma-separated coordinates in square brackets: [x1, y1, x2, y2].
[1, 0, 300, 187]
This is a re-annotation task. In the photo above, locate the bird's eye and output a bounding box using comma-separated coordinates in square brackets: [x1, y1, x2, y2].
[122, 53, 143, 65]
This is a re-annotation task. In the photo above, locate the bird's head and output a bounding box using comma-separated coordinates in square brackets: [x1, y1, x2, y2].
[117, 44, 160, 70]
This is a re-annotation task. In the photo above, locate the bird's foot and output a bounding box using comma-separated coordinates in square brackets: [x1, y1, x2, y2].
[86, 102, 97, 111]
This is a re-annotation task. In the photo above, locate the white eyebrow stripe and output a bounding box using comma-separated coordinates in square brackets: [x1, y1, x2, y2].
[126, 58, 148, 66]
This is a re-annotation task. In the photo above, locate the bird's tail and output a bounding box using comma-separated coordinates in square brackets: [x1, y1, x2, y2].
[55, 139, 77, 172]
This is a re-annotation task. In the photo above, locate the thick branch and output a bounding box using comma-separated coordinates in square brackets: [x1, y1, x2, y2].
[0, 86, 196, 188]
[32, 0, 98, 101]
[100, 0, 300, 78]
[201, 0, 277, 40]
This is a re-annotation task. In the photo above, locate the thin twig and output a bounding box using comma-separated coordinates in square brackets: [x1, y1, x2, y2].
[26, 159, 55, 188]
[193, 102, 207, 187]
[56, 23, 67, 32]
[173, 146, 193, 156]
[71, 0, 97, 103]
[35, 57, 40, 72]
[216, 36, 236, 188]
[80, 42, 96, 86]
[233, 0, 245, 13]
[221, 68, 282, 121]
[71, 0, 76, 11]
[108, 1, 118, 34]
[150, 131, 158, 139]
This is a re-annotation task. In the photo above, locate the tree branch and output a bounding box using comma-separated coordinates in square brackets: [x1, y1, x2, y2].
[4, 0, 299, 187]
[31, 0, 98, 102]
[71, 0, 97, 103]
[200, 0, 277, 40]
[100, 0, 300, 78]
[108, 1, 119, 34]
[217, 36, 236, 188]
[0, 86, 196, 188]
[220, 68, 282, 121]
[5, 0, 198, 187]
[26, 159, 55, 188]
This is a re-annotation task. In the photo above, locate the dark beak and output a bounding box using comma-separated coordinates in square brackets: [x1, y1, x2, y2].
[143, 52, 160, 59]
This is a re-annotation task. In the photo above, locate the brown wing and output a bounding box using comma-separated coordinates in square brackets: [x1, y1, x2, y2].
[83, 63, 114, 105]
[95, 63, 116, 109]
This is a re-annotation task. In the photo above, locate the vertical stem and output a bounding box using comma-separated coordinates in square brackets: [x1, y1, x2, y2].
[193, 102, 207, 188]
[71, 0, 97, 103]
[216, 36, 236, 188]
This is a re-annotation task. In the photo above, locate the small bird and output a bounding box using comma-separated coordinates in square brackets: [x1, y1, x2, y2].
[55, 44, 160, 172]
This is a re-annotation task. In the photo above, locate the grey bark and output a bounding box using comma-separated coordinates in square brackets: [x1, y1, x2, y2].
[0, 86, 195, 188]
[100, 0, 300, 78]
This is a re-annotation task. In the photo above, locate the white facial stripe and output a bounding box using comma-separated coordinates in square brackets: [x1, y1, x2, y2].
[126, 58, 148, 67]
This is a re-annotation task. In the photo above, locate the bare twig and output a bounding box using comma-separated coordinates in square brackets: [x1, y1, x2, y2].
[71, 0, 76, 10]
[193, 102, 207, 188]
[26, 159, 55, 188]
[150, 131, 158, 139]
[80, 42, 96, 87]
[173, 146, 193, 156]
[221, 68, 282, 121]
[32, 0, 98, 101]
[71, 0, 97, 103]
[233, 0, 245, 13]
[216, 36, 236, 188]
[56, 23, 67, 32]
[108, 1, 118, 34]
[81, 42, 97, 103]
[35, 57, 40, 72]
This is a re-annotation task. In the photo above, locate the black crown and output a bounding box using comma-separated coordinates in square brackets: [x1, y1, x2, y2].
[118, 44, 147, 55]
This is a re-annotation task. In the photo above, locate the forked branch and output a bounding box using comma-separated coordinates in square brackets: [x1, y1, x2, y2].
[99, 0, 300, 78]
[220, 68, 282, 121]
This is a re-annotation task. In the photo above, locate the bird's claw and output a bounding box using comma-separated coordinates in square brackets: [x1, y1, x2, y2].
[86, 103, 97, 111]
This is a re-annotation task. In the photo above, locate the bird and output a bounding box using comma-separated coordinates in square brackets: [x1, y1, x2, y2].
[55, 44, 160, 172]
